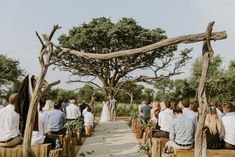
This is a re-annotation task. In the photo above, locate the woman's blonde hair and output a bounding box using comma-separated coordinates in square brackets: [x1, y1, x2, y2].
[205, 107, 222, 135]
[43, 100, 55, 111]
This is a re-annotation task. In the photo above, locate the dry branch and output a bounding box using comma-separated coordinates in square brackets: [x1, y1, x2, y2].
[56, 31, 226, 60]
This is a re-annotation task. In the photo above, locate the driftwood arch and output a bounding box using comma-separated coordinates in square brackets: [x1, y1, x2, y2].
[23, 22, 227, 157]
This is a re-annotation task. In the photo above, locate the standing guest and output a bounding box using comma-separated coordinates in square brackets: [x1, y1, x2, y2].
[48, 101, 66, 134]
[109, 96, 118, 121]
[0, 93, 22, 147]
[221, 102, 235, 149]
[84, 107, 94, 136]
[66, 99, 81, 120]
[0, 97, 4, 109]
[138, 101, 145, 116]
[178, 99, 197, 126]
[141, 100, 151, 122]
[155, 100, 173, 138]
[165, 106, 195, 151]
[204, 107, 223, 149]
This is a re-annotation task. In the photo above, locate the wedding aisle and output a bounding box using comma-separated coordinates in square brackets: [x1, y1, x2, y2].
[76, 121, 144, 157]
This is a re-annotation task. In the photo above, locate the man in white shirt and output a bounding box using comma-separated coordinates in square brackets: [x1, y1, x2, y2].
[178, 99, 197, 126]
[0, 93, 22, 147]
[84, 107, 94, 136]
[66, 99, 81, 120]
[154, 100, 173, 138]
[221, 102, 235, 149]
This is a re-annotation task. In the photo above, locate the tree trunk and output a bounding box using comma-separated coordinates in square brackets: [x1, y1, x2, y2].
[23, 73, 46, 157]
[194, 22, 215, 157]
[22, 25, 61, 157]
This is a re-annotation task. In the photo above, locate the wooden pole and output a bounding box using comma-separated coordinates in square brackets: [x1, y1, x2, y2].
[194, 22, 215, 157]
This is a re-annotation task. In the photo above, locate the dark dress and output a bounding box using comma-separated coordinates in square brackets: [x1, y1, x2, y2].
[205, 127, 222, 149]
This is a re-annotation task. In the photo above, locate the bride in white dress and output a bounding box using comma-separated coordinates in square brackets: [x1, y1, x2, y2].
[100, 100, 111, 123]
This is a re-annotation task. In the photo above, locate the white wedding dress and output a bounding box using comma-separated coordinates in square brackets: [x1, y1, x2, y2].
[100, 101, 111, 123]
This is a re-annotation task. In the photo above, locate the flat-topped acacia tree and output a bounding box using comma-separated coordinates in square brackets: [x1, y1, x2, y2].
[53, 17, 192, 97]
[23, 22, 226, 157]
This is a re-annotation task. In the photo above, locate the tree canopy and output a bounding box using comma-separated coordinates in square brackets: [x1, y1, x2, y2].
[54, 17, 191, 96]
[0, 54, 24, 96]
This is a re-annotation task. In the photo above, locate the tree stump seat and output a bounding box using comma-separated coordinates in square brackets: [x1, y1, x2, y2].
[165, 149, 235, 157]
[62, 136, 76, 157]
[49, 148, 63, 157]
[151, 138, 169, 157]
[0, 143, 51, 157]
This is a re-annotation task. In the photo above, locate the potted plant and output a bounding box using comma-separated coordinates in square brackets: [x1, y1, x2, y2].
[64, 120, 75, 138]
[138, 143, 151, 157]
[141, 120, 154, 144]
[130, 111, 138, 132]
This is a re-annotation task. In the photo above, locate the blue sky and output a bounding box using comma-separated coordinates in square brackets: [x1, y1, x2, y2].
[0, 0, 234, 89]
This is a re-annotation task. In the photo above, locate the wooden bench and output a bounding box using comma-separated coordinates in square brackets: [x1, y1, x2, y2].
[151, 138, 169, 157]
[0, 143, 51, 157]
[163, 149, 235, 157]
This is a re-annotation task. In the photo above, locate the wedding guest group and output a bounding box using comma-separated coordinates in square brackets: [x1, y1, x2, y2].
[0, 92, 95, 148]
[138, 98, 235, 151]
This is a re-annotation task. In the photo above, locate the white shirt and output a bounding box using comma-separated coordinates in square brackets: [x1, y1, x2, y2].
[216, 108, 223, 120]
[222, 112, 235, 145]
[31, 111, 49, 145]
[84, 112, 94, 126]
[66, 103, 81, 119]
[183, 108, 197, 126]
[0, 105, 20, 141]
[31, 131, 45, 145]
[38, 111, 49, 134]
[0, 105, 4, 109]
[82, 107, 88, 116]
[158, 108, 173, 132]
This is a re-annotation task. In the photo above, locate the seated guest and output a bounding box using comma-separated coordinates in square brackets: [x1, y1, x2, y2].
[170, 100, 177, 110]
[32, 101, 55, 147]
[204, 107, 223, 149]
[210, 101, 223, 120]
[154, 100, 173, 138]
[165, 106, 195, 150]
[178, 99, 197, 126]
[47, 100, 66, 134]
[80, 100, 88, 116]
[221, 102, 235, 149]
[0, 93, 23, 147]
[84, 107, 94, 136]
[66, 99, 81, 120]
[141, 100, 151, 122]
[82, 105, 91, 117]
[150, 102, 161, 124]
[189, 101, 199, 117]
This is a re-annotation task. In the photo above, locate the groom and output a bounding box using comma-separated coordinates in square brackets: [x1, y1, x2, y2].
[109, 96, 117, 121]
